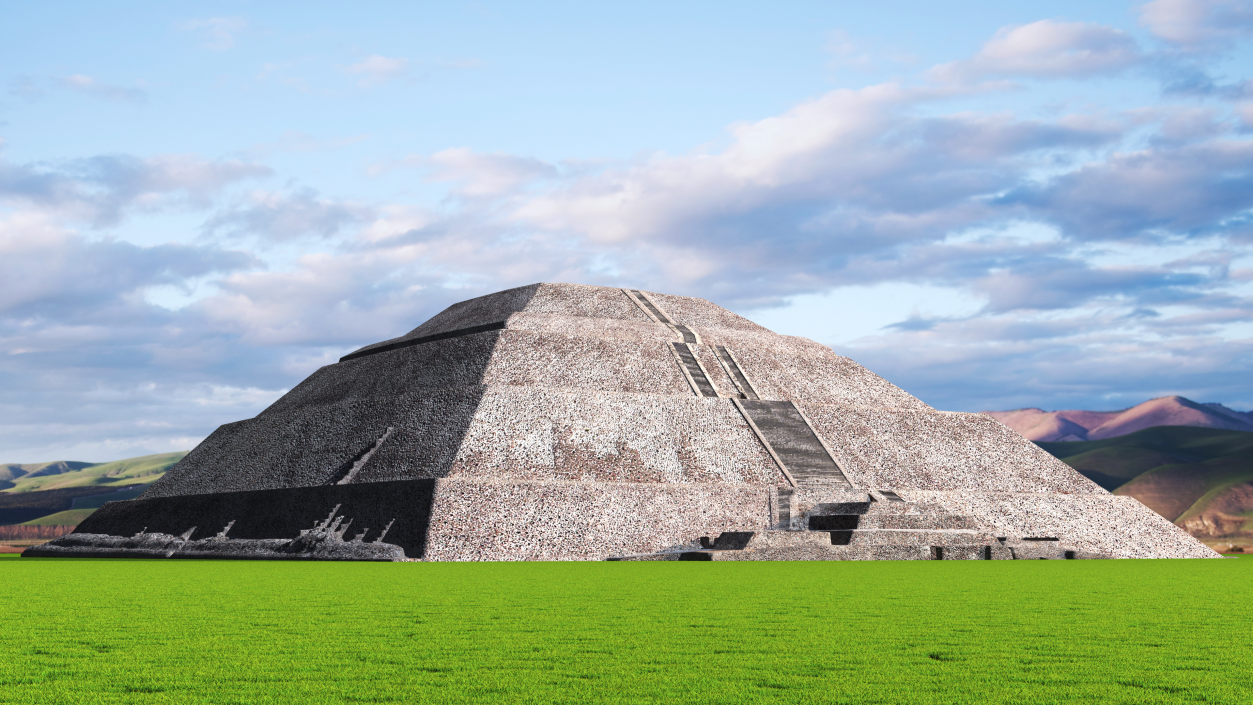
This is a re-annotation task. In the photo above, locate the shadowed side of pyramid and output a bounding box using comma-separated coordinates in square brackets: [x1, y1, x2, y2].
[28, 283, 1219, 561]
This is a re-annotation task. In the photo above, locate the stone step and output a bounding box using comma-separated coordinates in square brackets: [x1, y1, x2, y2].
[671, 342, 718, 397]
[608, 538, 1106, 562]
[805, 498, 950, 516]
[808, 513, 983, 531]
[700, 529, 1000, 550]
[696, 545, 936, 561]
[629, 289, 674, 324]
[606, 551, 691, 561]
[673, 543, 1014, 561]
[931, 544, 1014, 560]
[713, 345, 758, 400]
[739, 400, 850, 486]
[1000, 538, 1110, 560]
[799, 478, 856, 489]
[807, 500, 873, 515]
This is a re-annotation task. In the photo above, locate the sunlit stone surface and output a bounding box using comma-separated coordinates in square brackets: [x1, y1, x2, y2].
[27, 284, 1218, 561]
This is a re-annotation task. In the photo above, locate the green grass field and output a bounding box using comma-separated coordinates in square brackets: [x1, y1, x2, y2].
[2, 558, 1250, 704]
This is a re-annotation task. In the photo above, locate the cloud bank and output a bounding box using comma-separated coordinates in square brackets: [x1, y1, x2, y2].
[2, 6, 1252, 460]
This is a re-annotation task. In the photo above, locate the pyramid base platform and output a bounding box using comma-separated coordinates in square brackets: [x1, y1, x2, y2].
[23, 479, 1217, 561]
[23, 478, 774, 561]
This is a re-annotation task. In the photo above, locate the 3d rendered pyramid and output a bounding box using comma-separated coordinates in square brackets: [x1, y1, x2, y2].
[29, 283, 1218, 561]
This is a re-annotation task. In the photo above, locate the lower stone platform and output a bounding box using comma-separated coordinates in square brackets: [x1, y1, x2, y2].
[610, 536, 1113, 561]
[607, 487, 1217, 561]
[613, 545, 991, 561]
[25, 478, 773, 561]
[24, 478, 1219, 561]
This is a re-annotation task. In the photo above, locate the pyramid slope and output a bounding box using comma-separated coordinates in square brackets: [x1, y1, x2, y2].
[30, 283, 1217, 561]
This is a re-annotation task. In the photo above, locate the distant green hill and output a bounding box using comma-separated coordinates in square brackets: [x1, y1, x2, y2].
[1, 451, 186, 493]
[0, 460, 94, 487]
[1038, 427, 1253, 542]
[0, 452, 186, 526]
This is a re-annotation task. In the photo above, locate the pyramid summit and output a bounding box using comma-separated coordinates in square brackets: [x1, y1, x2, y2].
[29, 283, 1216, 561]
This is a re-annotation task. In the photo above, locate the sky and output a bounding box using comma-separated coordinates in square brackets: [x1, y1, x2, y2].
[2, 0, 1253, 462]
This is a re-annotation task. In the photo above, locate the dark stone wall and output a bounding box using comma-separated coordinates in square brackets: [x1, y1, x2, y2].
[75, 480, 437, 558]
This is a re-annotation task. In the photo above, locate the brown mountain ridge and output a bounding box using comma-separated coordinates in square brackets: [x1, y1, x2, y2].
[1034, 427, 1253, 548]
[984, 396, 1253, 442]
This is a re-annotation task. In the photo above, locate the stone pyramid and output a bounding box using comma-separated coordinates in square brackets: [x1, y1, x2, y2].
[30, 283, 1217, 561]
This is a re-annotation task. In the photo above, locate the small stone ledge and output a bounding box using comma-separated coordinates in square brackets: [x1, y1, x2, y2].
[25, 506, 409, 562]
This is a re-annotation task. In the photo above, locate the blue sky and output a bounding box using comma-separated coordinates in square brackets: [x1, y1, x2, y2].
[2, 0, 1253, 462]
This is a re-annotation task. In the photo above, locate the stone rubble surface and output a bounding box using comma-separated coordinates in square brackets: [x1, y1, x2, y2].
[799, 402, 1100, 493]
[34, 282, 1221, 561]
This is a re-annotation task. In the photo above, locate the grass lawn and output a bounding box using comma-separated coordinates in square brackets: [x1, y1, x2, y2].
[1, 558, 1250, 704]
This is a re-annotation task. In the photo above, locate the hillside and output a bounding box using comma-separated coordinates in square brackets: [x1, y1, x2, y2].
[1038, 427, 1253, 543]
[0, 452, 185, 493]
[986, 396, 1253, 442]
[0, 460, 94, 487]
[0, 452, 186, 526]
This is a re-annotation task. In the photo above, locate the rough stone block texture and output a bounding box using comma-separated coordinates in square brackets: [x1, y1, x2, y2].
[55, 478, 771, 561]
[704, 545, 934, 561]
[25, 531, 407, 561]
[423, 388, 784, 486]
[498, 313, 676, 345]
[266, 334, 500, 414]
[481, 331, 691, 394]
[799, 403, 1101, 493]
[147, 386, 784, 499]
[145, 388, 483, 497]
[422, 479, 771, 561]
[60, 480, 438, 556]
[33, 282, 1220, 561]
[273, 328, 692, 413]
[646, 291, 770, 332]
[702, 337, 930, 410]
[736, 529, 998, 549]
[818, 514, 984, 530]
[907, 491, 1216, 559]
[352, 283, 653, 357]
[937, 545, 1001, 561]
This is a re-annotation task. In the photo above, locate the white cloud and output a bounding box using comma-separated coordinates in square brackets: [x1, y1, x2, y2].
[346, 55, 410, 87]
[0, 153, 272, 226]
[513, 84, 918, 243]
[426, 148, 557, 197]
[508, 82, 1116, 252]
[59, 75, 147, 104]
[824, 30, 874, 71]
[357, 205, 437, 244]
[1239, 102, 1253, 127]
[1140, 0, 1253, 46]
[931, 20, 1142, 82]
[6, 13, 1253, 460]
[179, 17, 248, 51]
[202, 189, 373, 241]
[0, 211, 256, 317]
